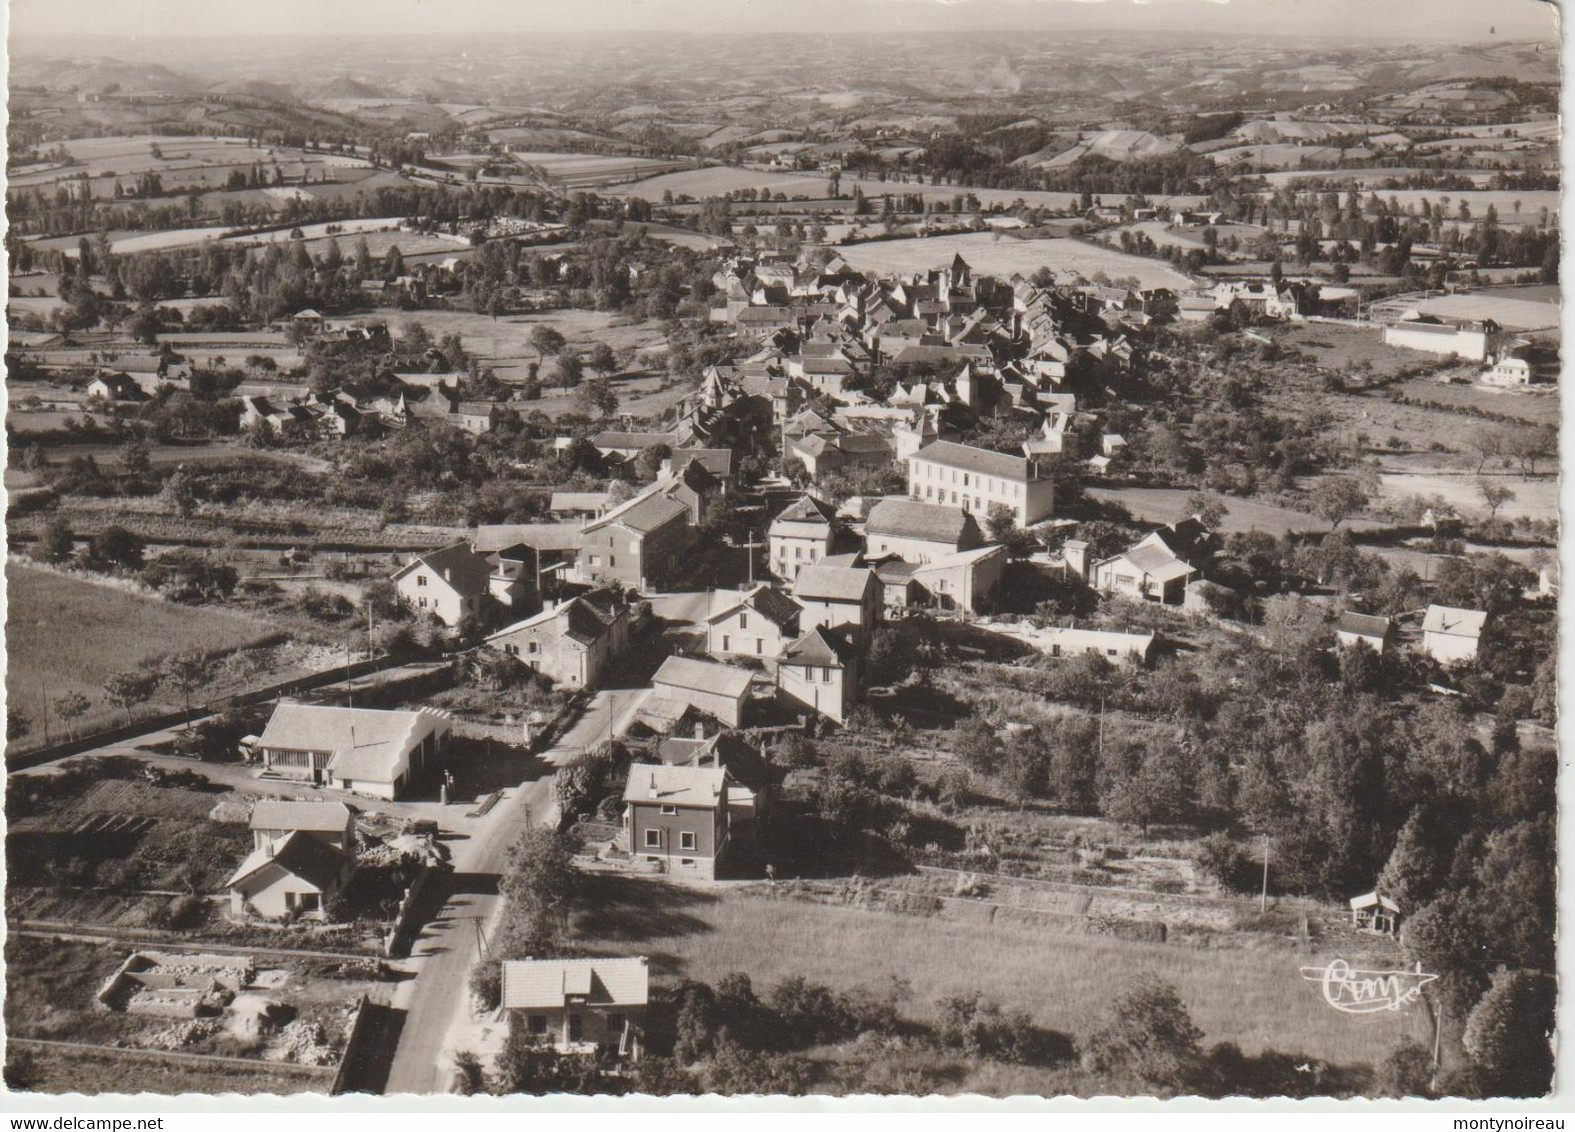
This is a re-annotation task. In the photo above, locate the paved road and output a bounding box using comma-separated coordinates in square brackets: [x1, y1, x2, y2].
[379, 686, 651, 1095]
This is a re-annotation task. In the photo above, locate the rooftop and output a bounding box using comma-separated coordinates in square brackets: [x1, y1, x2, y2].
[793, 564, 876, 604]
[1422, 604, 1487, 639]
[501, 957, 650, 1010]
[623, 762, 728, 807]
[249, 801, 352, 834]
[865, 499, 980, 548]
[652, 655, 753, 700]
[910, 439, 1032, 482]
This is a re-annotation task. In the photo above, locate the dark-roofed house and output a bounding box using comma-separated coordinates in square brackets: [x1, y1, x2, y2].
[503, 957, 649, 1057]
[1337, 612, 1394, 652]
[769, 494, 842, 582]
[864, 499, 983, 564]
[649, 656, 753, 728]
[227, 831, 354, 920]
[906, 440, 1056, 527]
[392, 542, 495, 627]
[86, 372, 149, 402]
[777, 625, 860, 724]
[623, 763, 730, 879]
[578, 491, 693, 592]
[706, 584, 802, 661]
[790, 432, 893, 479]
[255, 703, 453, 800]
[792, 564, 881, 635]
[667, 448, 735, 493]
[485, 590, 632, 690]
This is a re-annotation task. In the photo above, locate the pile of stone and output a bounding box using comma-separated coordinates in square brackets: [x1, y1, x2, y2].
[142, 1018, 219, 1051]
[265, 1018, 337, 1066]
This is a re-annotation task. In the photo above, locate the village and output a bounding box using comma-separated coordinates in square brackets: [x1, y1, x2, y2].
[3, 16, 1560, 1105]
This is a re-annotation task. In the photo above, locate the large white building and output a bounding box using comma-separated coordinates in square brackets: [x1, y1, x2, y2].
[905, 440, 1055, 528]
[1383, 316, 1502, 362]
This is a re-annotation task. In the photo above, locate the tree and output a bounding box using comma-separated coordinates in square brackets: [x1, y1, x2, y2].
[1462, 970, 1555, 1097]
[529, 325, 566, 359]
[86, 525, 145, 572]
[1375, 1039, 1434, 1098]
[555, 352, 584, 389]
[496, 826, 579, 952]
[104, 670, 158, 726]
[161, 467, 198, 518]
[52, 691, 91, 741]
[574, 377, 618, 417]
[1084, 976, 1206, 1091]
[587, 342, 618, 376]
[160, 651, 208, 728]
[1505, 425, 1555, 479]
[1309, 477, 1369, 529]
[1467, 425, 1508, 474]
[1184, 491, 1228, 531]
[37, 516, 76, 564]
[1476, 479, 1514, 522]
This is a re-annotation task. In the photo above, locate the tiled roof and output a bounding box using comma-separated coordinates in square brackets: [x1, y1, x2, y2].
[909, 440, 1030, 481]
[778, 625, 856, 668]
[652, 656, 753, 699]
[502, 957, 649, 1010]
[793, 564, 876, 603]
[623, 762, 728, 807]
[592, 431, 674, 450]
[866, 499, 979, 547]
[1338, 612, 1392, 638]
[392, 542, 493, 596]
[258, 704, 450, 783]
[708, 584, 802, 632]
[249, 801, 352, 833]
[227, 831, 347, 892]
[594, 493, 690, 535]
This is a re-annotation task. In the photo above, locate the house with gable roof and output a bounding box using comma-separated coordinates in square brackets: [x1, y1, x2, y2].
[623, 763, 730, 879]
[777, 625, 860, 724]
[791, 563, 882, 636]
[864, 499, 983, 564]
[577, 490, 693, 592]
[485, 589, 632, 690]
[905, 439, 1056, 527]
[226, 831, 354, 921]
[392, 542, 495, 627]
[649, 655, 754, 728]
[706, 584, 802, 661]
[769, 494, 844, 581]
[254, 703, 453, 800]
[502, 957, 649, 1056]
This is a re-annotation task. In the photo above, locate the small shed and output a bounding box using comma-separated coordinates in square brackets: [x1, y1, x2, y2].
[1349, 891, 1401, 935]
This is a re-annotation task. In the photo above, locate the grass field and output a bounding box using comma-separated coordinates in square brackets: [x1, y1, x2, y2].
[612, 165, 1207, 214]
[572, 883, 1422, 1068]
[375, 308, 668, 384]
[4, 562, 281, 742]
[834, 233, 1195, 290]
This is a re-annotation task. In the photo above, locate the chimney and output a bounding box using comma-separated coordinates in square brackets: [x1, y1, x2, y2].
[1062, 539, 1090, 579]
[649, 771, 658, 791]
[694, 721, 705, 740]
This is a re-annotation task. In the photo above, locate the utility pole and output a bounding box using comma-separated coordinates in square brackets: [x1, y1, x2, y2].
[1260, 834, 1271, 912]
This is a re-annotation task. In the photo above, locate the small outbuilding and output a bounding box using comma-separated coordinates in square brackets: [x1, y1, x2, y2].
[1349, 891, 1401, 935]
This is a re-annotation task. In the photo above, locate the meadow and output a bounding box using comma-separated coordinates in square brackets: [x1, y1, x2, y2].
[376, 308, 668, 384]
[4, 561, 281, 746]
[833, 233, 1196, 290]
[571, 883, 1424, 1070]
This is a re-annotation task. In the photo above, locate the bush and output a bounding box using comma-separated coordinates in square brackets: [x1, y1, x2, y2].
[1195, 832, 1257, 893]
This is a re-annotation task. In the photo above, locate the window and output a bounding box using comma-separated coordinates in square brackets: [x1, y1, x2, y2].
[1107, 649, 1118, 657]
[644, 828, 662, 848]
[739, 613, 749, 630]
[661, 804, 677, 816]
[680, 858, 696, 868]
[755, 638, 763, 655]
[569, 1015, 583, 1042]
[820, 667, 833, 683]
[589, 555, 601, 567]
[416, 575, 428, 587]
[528, 1015, 547, 1035]
[1050, 643, 1062, 657]
[504, 643, 519, 657]
[794, 546, 803, 559]
[527, 640, 539, 655]
[722, 635, 731, 651]
[609, 556, 616, 567]
[680, 831, 697, 850]
[417, 596, 427, 609]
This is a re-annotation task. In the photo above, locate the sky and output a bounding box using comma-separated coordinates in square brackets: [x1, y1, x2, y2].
[7, 0, 1562, 42]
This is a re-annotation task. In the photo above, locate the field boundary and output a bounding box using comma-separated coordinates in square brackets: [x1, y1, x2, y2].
[7, 1037, 336, 1080]
[9, 924, 381, 963]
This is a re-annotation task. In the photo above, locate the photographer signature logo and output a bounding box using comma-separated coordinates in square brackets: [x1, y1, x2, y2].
[1300, 959, 1438, 1014]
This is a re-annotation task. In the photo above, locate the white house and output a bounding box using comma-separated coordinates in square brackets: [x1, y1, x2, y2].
[1481, 355, 1533, 387]
[392, 543, 494, 627]
[768, 495, 841, 582]
[502, 957, 649, 1057]
[254, 703, 453, 800]
[649, 656, 753, 728]
[706, 585, 802, 661]
[906, 440, 1055, 528]
[776, 626, 860, 724]
[1384, 316, 1502, 362]
[1420, 604, 1487, 664]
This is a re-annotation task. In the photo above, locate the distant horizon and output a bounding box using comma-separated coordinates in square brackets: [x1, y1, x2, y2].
[7, 0, 1559, 45]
